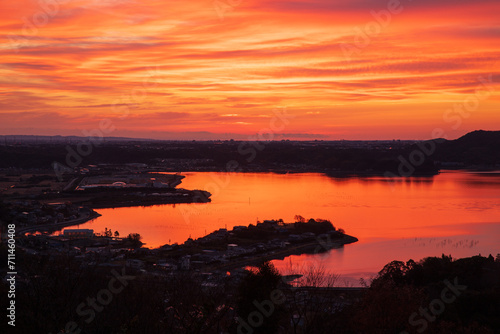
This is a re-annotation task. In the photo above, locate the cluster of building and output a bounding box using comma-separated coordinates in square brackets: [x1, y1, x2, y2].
[153, 158, 216, 172]
[148, 220, 341, 272]
[12, 215, 346, 288]
[76, 174, 182, 190]
[5, 201, 86, 227]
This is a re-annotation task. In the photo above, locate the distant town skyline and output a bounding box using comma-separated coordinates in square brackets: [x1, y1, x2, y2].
[1, 0, 499, 140]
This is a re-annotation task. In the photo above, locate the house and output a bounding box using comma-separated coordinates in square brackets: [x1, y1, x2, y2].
[180, 255, 191, 270]
[63, 229, 94, 239]
[302, 232, 316, 239]
[155, 262, 177, 271]
[126, 259, 145, 270]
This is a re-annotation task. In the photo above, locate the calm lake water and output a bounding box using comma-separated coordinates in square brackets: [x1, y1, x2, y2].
[66, 171, 500, 286]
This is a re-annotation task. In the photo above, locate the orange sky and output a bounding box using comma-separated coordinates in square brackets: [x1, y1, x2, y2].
[1, 0, 499, 140]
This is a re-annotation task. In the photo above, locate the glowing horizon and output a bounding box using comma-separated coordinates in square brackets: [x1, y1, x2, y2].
[1, 0, 499, 140]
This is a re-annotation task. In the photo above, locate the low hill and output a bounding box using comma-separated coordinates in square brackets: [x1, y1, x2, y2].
[434, 130, 500, 167]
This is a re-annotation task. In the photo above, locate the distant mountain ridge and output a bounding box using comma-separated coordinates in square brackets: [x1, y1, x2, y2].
[0, 135, 157, 143]
[1, 130, 498, 143]
[454, 130, 500, 145]
[0, 130, 498, 171]
[434, 130, 500, 167]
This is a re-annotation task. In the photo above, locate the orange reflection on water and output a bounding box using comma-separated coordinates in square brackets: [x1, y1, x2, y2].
[70, 171, 500, 246]
[65, 171, 500, 284]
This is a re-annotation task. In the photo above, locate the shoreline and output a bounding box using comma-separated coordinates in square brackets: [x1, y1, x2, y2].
[204, 234, 359, 272]
[161, 219, 359, 271]
[153, 168, 441, 177]
[17, 211, 101, 236]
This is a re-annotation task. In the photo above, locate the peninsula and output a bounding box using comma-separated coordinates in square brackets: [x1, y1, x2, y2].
[154, 217, 358, 272]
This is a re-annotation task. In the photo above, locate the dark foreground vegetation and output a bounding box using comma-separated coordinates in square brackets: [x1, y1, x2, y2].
[338, 254, 500, 333]
[1, 248, 498, 333]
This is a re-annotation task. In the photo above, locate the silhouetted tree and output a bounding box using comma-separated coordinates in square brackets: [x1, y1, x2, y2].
[236, 262, 284, 333]
[103, 227, 112, 237]
[127, 233, 143, 247]
[294, 215, 305, 223]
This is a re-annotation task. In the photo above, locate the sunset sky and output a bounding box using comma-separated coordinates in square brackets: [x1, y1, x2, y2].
[1, 0, 499, 140]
